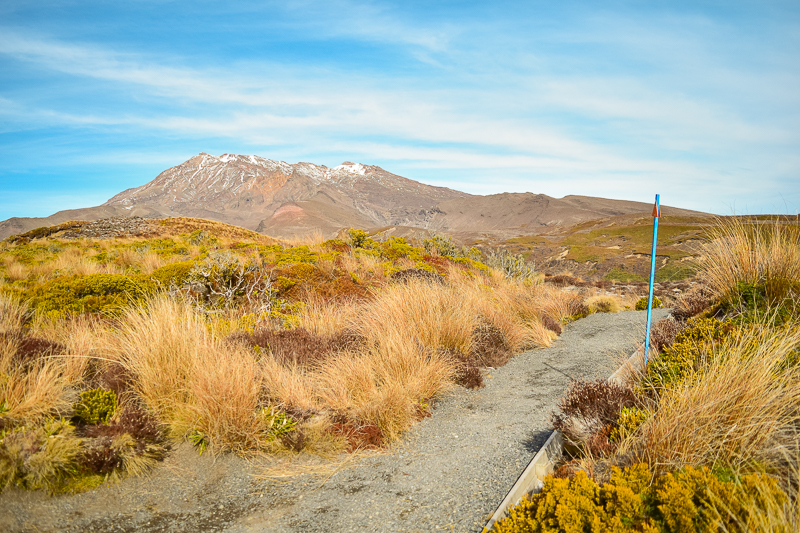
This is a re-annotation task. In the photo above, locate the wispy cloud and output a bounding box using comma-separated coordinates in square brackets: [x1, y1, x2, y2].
[0, 1, 798, 217]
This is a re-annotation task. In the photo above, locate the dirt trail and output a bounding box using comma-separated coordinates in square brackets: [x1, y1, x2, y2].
[0, 309, 669, 533]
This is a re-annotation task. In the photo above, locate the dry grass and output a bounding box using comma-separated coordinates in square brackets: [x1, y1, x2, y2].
[3, 260, 28, 282]
[0, 296, 78, 425]
[106, 297, 272, 451]
[619, 322, 800, 479]
[585, 294, 623, 314]
[280, 229, 327, 247]
[700, 217, 800, 303]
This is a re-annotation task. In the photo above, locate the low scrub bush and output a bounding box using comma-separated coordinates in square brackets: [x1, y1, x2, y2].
[551, 380, 638, 457]
[635, 295, 662, 311]
[643, 317, 737, 391]
[231, 327, 362, 367]
[27, 273, 149, 319]
[489, 463, 790, 533]
[73, 388, 117, 425]
[0, 419, 82, 493]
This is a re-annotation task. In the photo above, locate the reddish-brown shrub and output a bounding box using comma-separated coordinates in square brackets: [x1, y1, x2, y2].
[329, 418, 385, 452]
[672, 284, 714, 320]
[1, 331, 65, 370]
[232, 328, 363, 367]
[471, 321, 513, 368]
[649, 317, 685, 353]
[79, 436, 122, 474]
[541, 314, 563, 335]
[389, 268, 445, 285]
[551, 379, 638, 456]
[454, 358, 484, 389]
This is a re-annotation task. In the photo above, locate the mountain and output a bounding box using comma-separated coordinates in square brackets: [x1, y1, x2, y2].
[0, 153, 705, 240]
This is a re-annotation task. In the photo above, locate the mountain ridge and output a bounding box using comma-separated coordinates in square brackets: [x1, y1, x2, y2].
[0, 153, 707, 240]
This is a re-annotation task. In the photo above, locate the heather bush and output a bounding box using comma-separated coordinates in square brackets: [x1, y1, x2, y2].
[551, 379, 638, 457]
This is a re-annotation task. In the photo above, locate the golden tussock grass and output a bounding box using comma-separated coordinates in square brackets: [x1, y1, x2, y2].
[3, 260, 28, 282]
[619, 322, 800, 479]
[0, 296, 78, 425]
[107, 297, 268, 451]
[585, 294, 623, 314]
[700, 217, 800, 303]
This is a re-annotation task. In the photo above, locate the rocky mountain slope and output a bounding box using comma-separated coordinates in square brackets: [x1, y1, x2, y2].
[0, 153, 704, 240]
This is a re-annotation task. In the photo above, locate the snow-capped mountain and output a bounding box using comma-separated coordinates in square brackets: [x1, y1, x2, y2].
[0, 153, 705, 240]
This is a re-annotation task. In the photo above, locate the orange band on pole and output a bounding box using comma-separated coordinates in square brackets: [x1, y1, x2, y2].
[652, 203, 661, 217]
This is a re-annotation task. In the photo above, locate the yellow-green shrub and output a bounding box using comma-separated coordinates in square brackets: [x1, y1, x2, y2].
[635, 295, 662, 311]
[150, 260, 195, 287]
[643, 317, 738, 391]
[489, 464, 788, 533]
[72, 388, 117, 425]
[27, 273, 148, 318]
[609, 407, 648, 442]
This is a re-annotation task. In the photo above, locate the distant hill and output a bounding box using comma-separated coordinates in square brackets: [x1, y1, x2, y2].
[0, 153, 707, 240]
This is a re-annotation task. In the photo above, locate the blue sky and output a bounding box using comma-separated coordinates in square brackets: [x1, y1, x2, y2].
[1, 0, 798, 218]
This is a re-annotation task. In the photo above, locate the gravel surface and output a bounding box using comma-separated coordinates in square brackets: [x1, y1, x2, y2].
[0, 309, 669, 533]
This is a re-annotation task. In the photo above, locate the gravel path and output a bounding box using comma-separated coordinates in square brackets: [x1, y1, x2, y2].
[1, 309, 669, 533]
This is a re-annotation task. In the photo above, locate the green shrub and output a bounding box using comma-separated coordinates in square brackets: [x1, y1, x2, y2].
[73, 388, 117, 425]
[643, 317, 737, 391]
[489, 464, 787, 533]
[150, 260, 195, 288]
[635, 295, 662, 311]
[347, 228, 372, 249]
[28, 274, 148, 318]
[609, 406, 648, 442]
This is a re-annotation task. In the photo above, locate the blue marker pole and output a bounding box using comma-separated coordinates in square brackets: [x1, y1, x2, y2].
[644, 194, 660, 365]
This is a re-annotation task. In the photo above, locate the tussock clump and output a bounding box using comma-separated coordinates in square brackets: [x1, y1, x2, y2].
[585, 295, 622, 314]
[0, 419, 81, 493]
[470, 320, 513, 368]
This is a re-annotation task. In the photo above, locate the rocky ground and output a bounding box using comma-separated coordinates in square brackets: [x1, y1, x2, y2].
[0, 309, 669, 533]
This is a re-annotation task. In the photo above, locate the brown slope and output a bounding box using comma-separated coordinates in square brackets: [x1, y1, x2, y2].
[409, 193, 705, 235]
